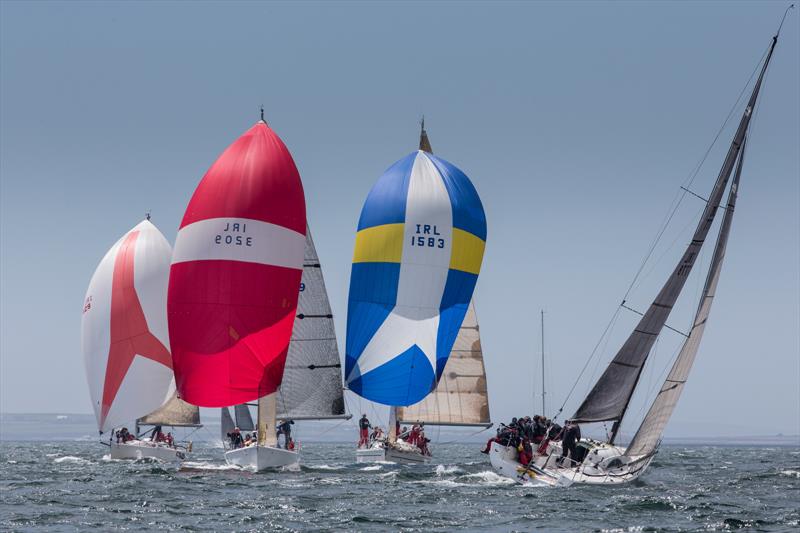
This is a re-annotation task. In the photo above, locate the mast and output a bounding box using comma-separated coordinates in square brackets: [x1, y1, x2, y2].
[257, 393, 278, 447]
[572, 30, 780, 445]
[541, 310, 546, 416]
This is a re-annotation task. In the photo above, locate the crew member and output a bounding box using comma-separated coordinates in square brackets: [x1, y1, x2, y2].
[358, 414, 371, 448]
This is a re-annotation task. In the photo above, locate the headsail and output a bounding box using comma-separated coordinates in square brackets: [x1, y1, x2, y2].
[234, 404, 256, 431]
[276, 228, 348, 420]
[82, 220, 174, 433]
[345, 128, 487, 406]
[137, 394, 201, 427]
[221, 407, 235, 443]
[396, 300, 491, 426]
[168, 120, 307, 408]
[571, 37, 778, 432]
[626, 139, 746, 457]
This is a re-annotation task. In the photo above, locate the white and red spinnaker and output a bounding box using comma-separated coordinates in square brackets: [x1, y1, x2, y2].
[168, 121, 307, 407]
[81, 220, 175, 434]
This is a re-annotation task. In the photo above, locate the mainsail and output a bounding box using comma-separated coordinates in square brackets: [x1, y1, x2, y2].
[397, 299, 491, 426]
[625, 139, 746, 457]
[345, 126, 487, 406]
[571, 37, 777, 433]
[137, 394, 201, 427]
[82, 219, 175, 433]
[168, 120, 307, 408]
[276, 228, 348, 419]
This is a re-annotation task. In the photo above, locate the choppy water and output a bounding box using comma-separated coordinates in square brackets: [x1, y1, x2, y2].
[1, 441, 798, 532]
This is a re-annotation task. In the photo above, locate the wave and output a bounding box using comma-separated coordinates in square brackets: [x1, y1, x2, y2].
[435, 464, 463, 476]
[360, 465, 382, 471]
[309, 464, 344, 471]
[179, 461, 241, 472]
[779, 469, 800, 478]
[53, 456, 92, 465]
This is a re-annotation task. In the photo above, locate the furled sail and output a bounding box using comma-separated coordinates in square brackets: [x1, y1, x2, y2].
[571, 38, 777, 428]
[626, 139, 746, 457]
[82, 219, 174, 433]
[234, 404, 256, 431]
[345, 132, 487, 406]
[168, 120, 307, 408]
[137, 393, 201, 427]
[397, 299, 491, 426]
[276, 228, 348, 420]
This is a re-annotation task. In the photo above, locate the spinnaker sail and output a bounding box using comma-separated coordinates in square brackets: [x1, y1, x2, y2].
[82, 219, 174, 433]
[168, 120, 307, 408]
[345, 137, 487, 406]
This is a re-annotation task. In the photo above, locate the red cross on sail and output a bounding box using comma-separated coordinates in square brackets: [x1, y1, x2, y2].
[100, 230, 172, 427]
[168, 120, 307, 407]
[82, 220, 176, 433]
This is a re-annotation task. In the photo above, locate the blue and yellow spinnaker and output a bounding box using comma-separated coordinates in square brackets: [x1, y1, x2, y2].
[345, 147, 486, 406]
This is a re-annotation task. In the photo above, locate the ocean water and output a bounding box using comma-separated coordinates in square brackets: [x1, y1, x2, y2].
[1, 440, 798, 532]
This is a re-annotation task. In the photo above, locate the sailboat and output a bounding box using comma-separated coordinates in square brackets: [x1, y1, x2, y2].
[222, 227, 351, 469]
[82, 218, 198, 461]
[168, 113, 308, 471]
[347, 122, 488, 464]
[489, 22, 788, 486]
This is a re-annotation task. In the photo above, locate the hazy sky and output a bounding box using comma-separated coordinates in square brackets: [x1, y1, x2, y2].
[1, 1, 798, 440]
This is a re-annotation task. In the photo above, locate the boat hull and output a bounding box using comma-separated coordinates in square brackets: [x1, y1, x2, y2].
[488, 441, 654, 486]
[110, 441, 186, 462]
[225, 445, 299, 471]
[355, 442, 430, 464]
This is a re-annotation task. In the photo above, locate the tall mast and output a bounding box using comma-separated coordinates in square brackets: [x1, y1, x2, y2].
[569, 29, 781, 445]
[541, 310, 546, 415]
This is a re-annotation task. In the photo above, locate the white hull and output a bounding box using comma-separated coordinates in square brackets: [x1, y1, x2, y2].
[355, 446, 387, 463]
[355, 441, 430, 464]
[488, 440, 655, 486]
[110, 440, 186, 462]
[225, 445, 299, 471]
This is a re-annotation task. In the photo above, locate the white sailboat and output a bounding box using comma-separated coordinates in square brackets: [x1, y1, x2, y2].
[489, 22, 788, 486]
[82, 218, 195, 462]
[223, 228, 351, 470]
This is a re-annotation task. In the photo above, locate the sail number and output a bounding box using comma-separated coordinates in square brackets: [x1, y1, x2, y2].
[411, 224, 445, 249]
[214, 222, 252, 247]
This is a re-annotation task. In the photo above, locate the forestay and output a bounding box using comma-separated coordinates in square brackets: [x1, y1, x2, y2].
[571, 38, 776, 427]
[397, 300, 491, 426]
[276, 228, 348, 419]
[137, 393, 201, 427]
[626, 139, 746, 457]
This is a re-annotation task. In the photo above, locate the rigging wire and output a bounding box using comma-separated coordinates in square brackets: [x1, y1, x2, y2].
[620, 45, 769, 305]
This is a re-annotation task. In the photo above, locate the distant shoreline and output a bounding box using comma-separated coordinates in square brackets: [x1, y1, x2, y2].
[1, 412, 798, 447]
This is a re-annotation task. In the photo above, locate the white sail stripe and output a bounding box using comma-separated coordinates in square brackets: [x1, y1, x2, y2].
[172, 217, 305, 269]
[349, 309, 440, 379]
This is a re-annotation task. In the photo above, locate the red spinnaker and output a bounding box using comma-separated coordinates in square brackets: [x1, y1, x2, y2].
[168, 121, 306, 407]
